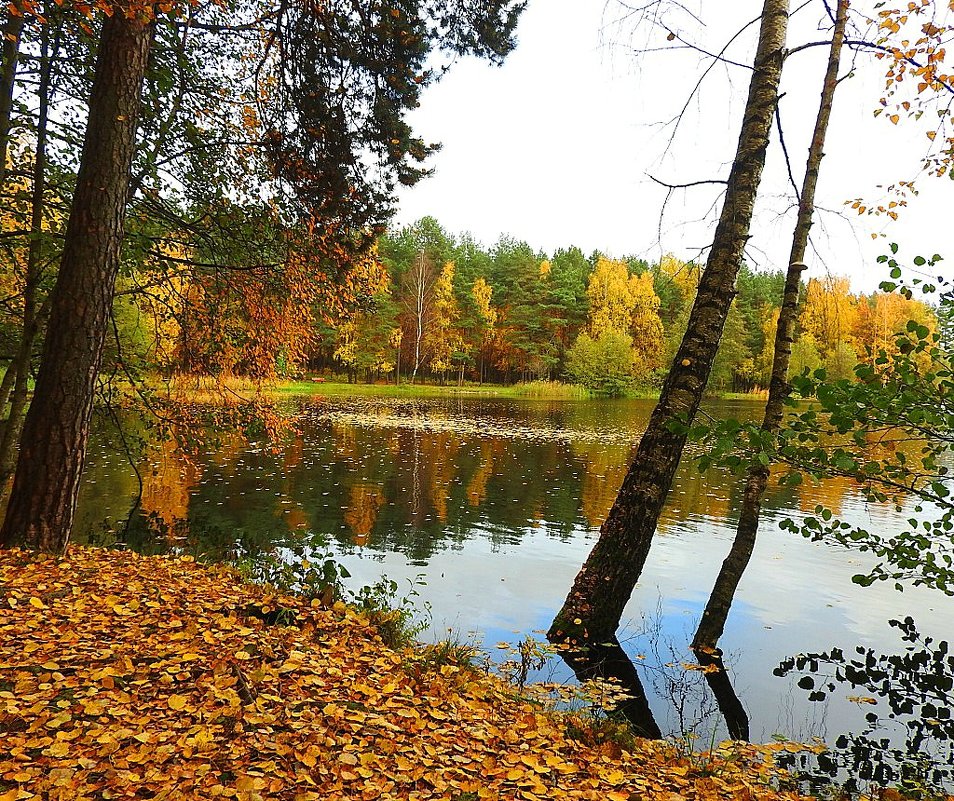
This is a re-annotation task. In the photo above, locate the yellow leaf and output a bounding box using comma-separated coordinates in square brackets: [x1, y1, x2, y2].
[235, 775, 265, 792]
[167, 694, 188, 711]
[47, 740, 70, 757]
[29, 596, 45, 608]
[602, 768, 625, 785]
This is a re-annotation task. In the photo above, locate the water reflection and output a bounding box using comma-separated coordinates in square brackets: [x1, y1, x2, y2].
[72, 395, 954, 772]
[775, 617, 954, 794]
[80, 397, 765, 559]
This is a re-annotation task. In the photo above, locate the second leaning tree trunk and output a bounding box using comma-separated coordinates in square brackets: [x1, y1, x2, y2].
[0, 8, 154, 553]
[692, 0, 849, 691]
[550, 0, 790, 650]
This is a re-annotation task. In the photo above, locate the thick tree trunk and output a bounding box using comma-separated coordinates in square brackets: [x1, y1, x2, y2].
[692, 0, 848, 657]
[0, 9, 153, 552]
[0, 3, 24, 187]
[0, 13, 56, 481]
[549, 0, 790, 652]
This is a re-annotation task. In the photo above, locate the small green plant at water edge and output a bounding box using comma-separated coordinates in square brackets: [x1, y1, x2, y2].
[511, 380, 590, 399]
[236, 549, 432, 648]
[563, 709, 640, 753]
[404, 630, 482, 682]
[352, 574, 430, 649]
[495, 635, 554, 692]
[235, 552, 351, 605]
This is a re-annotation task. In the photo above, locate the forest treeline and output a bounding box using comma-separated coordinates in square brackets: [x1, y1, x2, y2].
[165, 215, 930, 394]
[0, 155, 936, 399]
[7, 210, 933, 396]
[359, 218, 937, 393]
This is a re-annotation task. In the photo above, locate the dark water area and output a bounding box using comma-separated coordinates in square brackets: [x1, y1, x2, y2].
[74, 395, 954, 789]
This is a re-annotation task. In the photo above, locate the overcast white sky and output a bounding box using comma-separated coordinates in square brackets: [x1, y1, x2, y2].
[394, 0, 954, 292]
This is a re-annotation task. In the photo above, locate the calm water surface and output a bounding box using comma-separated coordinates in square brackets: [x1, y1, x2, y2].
[75, 395, 954, 779]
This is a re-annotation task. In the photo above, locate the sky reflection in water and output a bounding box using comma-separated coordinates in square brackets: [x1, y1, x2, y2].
[75, 395, 954, 753]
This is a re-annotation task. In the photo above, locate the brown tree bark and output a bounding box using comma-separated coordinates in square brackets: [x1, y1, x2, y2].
[0, 8, 154, 552]
[549, 0, 790, 652]
[0, 10, 56, 481]
[0, 362, 15, 420]
[692, 0, 849, 657]
[0, 3, 24, 188]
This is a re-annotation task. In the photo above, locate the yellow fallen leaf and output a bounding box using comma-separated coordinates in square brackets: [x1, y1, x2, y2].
[167, 694, 188, 711]
[47, 740, 70, 757]
[601, 768, 625, 785]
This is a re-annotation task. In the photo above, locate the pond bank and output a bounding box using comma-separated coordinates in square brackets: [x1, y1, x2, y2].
[169, 377, 602, 401]
[0, 547, 819, 801]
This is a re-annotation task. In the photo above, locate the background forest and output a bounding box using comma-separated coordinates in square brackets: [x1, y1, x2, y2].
[7, 212, 925, 396]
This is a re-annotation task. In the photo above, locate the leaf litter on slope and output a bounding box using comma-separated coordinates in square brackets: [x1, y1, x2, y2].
[1, 547, 821, 800]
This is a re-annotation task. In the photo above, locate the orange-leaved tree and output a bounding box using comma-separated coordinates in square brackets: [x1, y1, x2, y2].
[0, 0, 527, 553]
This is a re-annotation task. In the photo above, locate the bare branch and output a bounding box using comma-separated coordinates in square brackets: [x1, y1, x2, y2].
[658, 27, 754, 70]
[774, 102, 801, 203]
[647, 173, 728, 189]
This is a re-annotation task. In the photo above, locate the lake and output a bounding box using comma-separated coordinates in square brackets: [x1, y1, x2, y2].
[74, 395, 954, 789]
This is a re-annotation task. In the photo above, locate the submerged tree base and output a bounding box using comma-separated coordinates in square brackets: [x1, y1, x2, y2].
[0, 547, 827, 800]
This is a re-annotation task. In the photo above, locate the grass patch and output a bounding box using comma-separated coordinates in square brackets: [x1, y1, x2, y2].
[511, 380, 590, 399]
[270, 378, 597, 401]
[272, 379, 512, 398]
[148, 374, 772, 404]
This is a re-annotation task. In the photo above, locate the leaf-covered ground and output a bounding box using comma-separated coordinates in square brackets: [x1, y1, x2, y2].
[1, 548, 818, 800]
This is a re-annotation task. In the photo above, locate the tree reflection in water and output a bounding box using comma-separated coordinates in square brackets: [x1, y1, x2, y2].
[775, 617, 954, 795]
[70, 394, 954, 779]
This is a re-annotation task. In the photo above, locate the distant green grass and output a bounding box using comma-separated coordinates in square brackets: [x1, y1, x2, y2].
[163, 376, 764, 403]
[271, 379, 592, 400]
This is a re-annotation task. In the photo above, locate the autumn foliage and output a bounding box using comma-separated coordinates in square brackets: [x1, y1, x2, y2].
[0, 547, 824, 801]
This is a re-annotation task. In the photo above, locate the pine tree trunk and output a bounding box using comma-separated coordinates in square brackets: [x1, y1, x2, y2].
[0, 3, 24, 188]
[0, 9, 154, 552]
[549, 0, 790, 650]
[692, 0, 848, 656]
[0, 12, 55, 481]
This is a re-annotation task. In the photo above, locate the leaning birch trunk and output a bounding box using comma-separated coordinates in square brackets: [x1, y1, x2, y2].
[0, 8, 154, 553]
[691, 0, 849, 684]
[549, 0, 790, 657]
